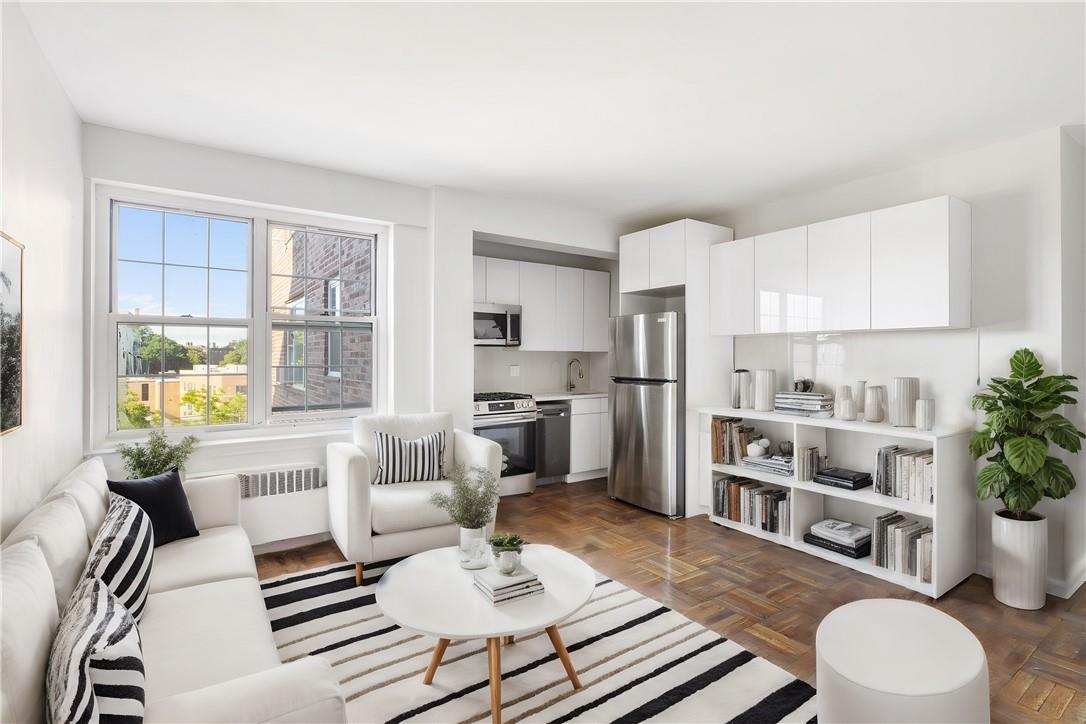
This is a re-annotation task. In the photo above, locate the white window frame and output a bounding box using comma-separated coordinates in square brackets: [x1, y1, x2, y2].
[88, 182, 389, 449]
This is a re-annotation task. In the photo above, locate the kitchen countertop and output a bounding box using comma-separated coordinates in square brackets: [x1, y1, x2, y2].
[532, 391, 608, 402]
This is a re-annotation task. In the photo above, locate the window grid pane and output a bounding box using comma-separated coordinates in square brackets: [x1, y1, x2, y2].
[270, 322, 372, 415]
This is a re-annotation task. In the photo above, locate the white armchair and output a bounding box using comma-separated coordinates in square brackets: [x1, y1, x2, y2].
[326, 413, 502, 585]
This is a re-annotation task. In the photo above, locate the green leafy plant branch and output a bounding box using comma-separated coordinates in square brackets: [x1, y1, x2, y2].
[488, 532, 527, 551]
[116, 429, 198, 479]
[970, 348, 1084, 517]
[430, 463, 499, 530]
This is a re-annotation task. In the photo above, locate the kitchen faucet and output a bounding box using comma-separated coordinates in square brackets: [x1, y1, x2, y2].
[567, 358, 584, 392]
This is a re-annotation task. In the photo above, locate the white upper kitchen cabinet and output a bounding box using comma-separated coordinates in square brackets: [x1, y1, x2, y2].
[807, 212, 871, 332]
[518, 262, 557, 351]
[754, 226, 808, 333]
[554, 266, 584, 351]
[709, 237, 755, 336]
[648, 221, 687, 289]
[870, 196, 971, 330]
[618, 229, 651, 293]
[472, 255, 486, 304]
[484, 258, 519, 305]
[582, 270, 611, 352]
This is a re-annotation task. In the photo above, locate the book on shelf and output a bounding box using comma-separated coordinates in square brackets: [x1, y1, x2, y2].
[711, 417, 755, 466]
[774, 392, 834, 416]
[803, 532, 871, 559]
[813, 467, 873, 491]
[872, 511, 933, 582]
[809, 518, 872, 547]
[875, 445, 934, 504]
[711, 475, 790, 535]
[741, 455, 794, 477]
[795, 445, 824, 482]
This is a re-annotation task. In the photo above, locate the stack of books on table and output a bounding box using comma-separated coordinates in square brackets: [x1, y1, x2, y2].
[741, 454, 793, 477]
[873, 511, 933, 582]
[813, 466, 873, 491]
[803, 518, 872, 559]
[473, 566, 544, 606]
[774, 392, 833, 417]
[874, 445, 935, 503]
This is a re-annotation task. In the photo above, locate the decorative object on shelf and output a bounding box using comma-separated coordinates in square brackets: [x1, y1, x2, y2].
[970, 348, 1083, 609]
[864, 385, 886, 423]
[488, 532, 527, 575]
[889, 377, 920, 427]
[430, 463, 500, 570]
[116, 430, 198, 479]
[839, 398, 857, 421]
[793, 377, 814, 393]
[852, 381, 867, 416]
[746, 440, 768, 458]
[1, 231, 24, 435]
[833, 385, 852, 418]
[730, 369, 749, 408]
[778, 441, 794, 457]
[753, 369, 776, 411]
[915, 399, 935, 431]
[737, 370, 752, 409]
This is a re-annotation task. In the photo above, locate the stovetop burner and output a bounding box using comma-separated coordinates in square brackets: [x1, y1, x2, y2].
[474, 392, 534, 402]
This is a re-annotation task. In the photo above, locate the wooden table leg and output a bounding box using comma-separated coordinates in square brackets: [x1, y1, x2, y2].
[502, 635, 514, 645]
[422, 638, 450, 685]
[487, 637, 502, 724]
[545, 625, 582, 689]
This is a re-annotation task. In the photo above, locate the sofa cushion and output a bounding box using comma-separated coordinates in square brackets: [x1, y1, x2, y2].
[44, 478, 107, 545]
[60, 457, 109, 499]
[109, 469, 199, 547]
[148, 525, 257, 594]
[85, 493, 154, 621]
[371, 480, 455, 534]
[139, 577, 280, 703]
[353, 413, 454, 483]
[0, 540, 59, 724]
[2, 496, 89, 610]
[46, 578, 145, 724]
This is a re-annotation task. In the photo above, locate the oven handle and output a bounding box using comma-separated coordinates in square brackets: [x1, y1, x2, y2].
[473, 414, 538, 429]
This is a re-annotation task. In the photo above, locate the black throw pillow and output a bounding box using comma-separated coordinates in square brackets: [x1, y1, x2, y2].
[107, 469, 199, 547]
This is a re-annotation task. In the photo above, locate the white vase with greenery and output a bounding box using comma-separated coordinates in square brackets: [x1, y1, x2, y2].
[431, 463, 499, 570]
[971, 349, 1084, 609]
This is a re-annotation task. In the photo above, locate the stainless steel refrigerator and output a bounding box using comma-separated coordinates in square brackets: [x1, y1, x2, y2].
[607, 312, 685, 518]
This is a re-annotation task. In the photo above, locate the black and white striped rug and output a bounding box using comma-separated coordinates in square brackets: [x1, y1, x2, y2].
[261, 558, 817, 723]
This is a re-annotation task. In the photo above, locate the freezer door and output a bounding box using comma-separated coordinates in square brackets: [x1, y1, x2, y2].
[607, 379, 683, 516]
[609, 312, 683, 381]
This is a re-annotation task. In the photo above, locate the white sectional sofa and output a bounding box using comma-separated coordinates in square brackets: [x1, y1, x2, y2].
[0, 457, 346, 723]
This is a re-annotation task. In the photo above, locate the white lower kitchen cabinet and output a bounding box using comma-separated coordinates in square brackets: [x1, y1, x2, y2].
[570, 411, 603, 473]
[600, 402, 611, 469]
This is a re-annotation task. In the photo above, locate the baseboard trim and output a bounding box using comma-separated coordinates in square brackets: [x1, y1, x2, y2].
[252, 532, 332, 555]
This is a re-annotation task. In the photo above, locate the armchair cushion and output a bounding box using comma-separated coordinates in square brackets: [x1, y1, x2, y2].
[373, 430, 446, 484]
[353, 413, 454, 483]
[370, 480, 455, 534]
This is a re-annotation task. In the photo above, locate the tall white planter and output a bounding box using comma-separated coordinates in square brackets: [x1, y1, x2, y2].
[991, 510, 1048, 610]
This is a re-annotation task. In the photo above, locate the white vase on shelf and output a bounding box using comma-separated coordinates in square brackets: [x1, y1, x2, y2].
[753, 369, 775, 412]
[834, 385, 852, 418]
[889, 377, 920, 427]
[853, 381, 867, 416]
[864, 385, 886, 422]
[737, 371, 752, 409]
[915, 399, 935, 431]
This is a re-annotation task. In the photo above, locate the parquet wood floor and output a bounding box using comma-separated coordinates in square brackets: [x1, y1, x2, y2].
[255, 479, 1086, 722]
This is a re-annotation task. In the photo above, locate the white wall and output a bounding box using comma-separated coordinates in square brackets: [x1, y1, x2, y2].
[474, 349, 607, 395]
[0, 3, 85, 537]
[713, 127, 1084, 596]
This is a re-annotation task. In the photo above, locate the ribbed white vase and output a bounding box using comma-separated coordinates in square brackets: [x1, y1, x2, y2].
[889, 377, 920, 427]
[991, 511, 1048, 610]
[753, 369, 775, 412]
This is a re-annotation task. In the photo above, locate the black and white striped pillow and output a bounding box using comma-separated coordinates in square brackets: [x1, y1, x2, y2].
[47, 577, 145, 724]
[85, 493, 154, 622]
[374, 430, 445, 484]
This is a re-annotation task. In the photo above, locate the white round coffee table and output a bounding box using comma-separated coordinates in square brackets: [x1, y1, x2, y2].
[376, 544, 595, 724]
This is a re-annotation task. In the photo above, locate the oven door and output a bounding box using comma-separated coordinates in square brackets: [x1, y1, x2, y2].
[473, 413, 536, 477]
[474, 304, 521, 347]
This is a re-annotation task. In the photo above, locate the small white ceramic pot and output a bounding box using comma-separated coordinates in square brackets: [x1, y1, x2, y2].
[458, 527, 489, 570]
[991, 510, 1048, 610]
[493, 549, 522, 575]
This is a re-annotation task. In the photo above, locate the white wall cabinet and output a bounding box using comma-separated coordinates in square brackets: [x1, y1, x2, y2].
[554, 267, 584, 351]
[620, 219, 733, 295]
[472, 255, 487, 304]
[518, 262, 556, 351]
[807, 212, 871, 332]
[484, 258, 519, 305]
[648, 221, 687, 289]
[618, 229, 651, 293]
[754, 226, 808, 333]
[709, 237, 755, 335]
[583, 269, 610, 352]
[870, 196, 971, 330]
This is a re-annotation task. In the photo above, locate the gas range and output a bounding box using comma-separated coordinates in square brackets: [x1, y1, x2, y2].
[473, 391, 537, 417]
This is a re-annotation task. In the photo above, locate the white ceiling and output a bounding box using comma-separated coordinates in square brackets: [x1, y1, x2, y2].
[21, 2, 1085, 225]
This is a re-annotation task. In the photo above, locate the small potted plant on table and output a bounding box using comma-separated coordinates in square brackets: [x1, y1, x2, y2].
[431, 464, 500, 570]
[489, 532, 527, 574]
[971, 348, 1083, 609]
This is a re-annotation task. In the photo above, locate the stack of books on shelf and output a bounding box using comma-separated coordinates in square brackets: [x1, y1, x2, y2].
[874, 445, 935, 504]
[873, 512, 933, 583]
[795, 445, 824, 482]
[774, 392, 833, 417]
[712, 476, 790, 534]
[473, 566, 544, 606]
[741, 454, 793, 477]
[711, 417, 756, 465]
[803, 518, 871, 559]
[813, 466, 873, 491]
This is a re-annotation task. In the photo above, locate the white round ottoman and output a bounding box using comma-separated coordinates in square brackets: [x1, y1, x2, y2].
[816, 599, 989, 723]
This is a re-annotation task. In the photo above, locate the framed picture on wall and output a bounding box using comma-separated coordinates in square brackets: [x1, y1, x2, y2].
[1, 231, 24, 435]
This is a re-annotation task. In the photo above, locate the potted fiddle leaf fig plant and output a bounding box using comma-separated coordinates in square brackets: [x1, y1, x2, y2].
[431, 463, 499, 570]
[970, 348, 1084, 609]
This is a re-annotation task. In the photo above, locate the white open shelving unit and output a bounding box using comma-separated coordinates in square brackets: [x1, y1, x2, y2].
[694, 406, 976, 598]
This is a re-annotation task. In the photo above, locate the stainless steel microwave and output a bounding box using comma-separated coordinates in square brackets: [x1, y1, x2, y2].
[474, 304, 521, 347]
